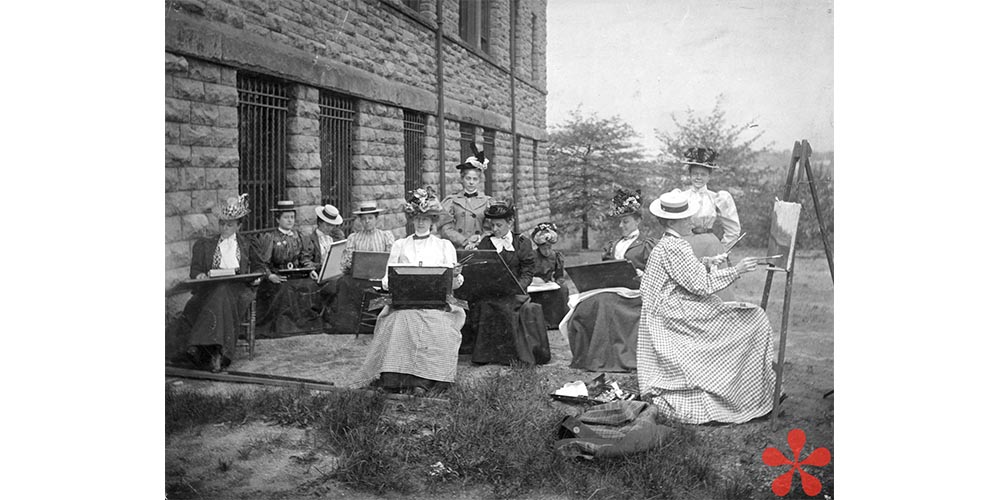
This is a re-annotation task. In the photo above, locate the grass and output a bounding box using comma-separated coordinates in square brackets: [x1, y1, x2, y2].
[166, 368, 756, 499]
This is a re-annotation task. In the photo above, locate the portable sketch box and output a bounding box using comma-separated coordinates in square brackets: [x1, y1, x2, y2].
[387, 265, 453, 309]
[563, 259, 640, 293]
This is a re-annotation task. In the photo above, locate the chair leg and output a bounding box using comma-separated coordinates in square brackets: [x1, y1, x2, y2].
[248, 299, 256, 360]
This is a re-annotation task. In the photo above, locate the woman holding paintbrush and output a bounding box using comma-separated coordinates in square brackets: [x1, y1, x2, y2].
[636, 190, 775, 424]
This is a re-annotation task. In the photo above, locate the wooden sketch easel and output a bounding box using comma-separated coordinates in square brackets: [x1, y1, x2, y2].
[763, 139, 834, 429]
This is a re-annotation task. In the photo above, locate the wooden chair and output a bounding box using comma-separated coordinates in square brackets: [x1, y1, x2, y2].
[357, 286, 388, 336]
[238, 295, 257, 360]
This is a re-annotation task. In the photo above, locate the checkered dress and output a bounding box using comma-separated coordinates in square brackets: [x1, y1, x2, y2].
[636, 234, 775, 424]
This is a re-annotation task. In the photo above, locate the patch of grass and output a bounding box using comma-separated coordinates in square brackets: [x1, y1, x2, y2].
[236, 431, 288, 461]
[166, 369, 751, 498]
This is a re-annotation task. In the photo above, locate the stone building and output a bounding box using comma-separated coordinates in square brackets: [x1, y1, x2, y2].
[165, 0, 550, 312]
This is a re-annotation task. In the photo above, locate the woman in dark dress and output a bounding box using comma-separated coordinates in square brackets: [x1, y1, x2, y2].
[561, 189, 655, 372]
[463, 201, 550, 365]
[528, 222, 569, 329]
[174, 194, 264, 372]
[308, 204, 346, 332]
[255, 200, 322, 337]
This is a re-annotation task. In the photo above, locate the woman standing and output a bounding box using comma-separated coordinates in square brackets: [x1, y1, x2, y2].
[441, 144, 494, 249]
[528, 222, 569, 329]
[255, 200, 322, 337]
[354, 187, 465, 396]
[331, 200, 397, 335]
[561, 189, 654, 372]
[464, 201, 549, 365]
[638, 190, 774, 424]
[173, 194, 264, 372]
[676, 147, 742, 300]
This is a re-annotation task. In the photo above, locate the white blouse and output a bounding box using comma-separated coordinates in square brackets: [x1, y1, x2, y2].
[381, 234, 463, 290]
[683, 186, 741, 246]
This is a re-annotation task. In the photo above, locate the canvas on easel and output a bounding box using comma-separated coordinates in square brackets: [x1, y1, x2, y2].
[765, 202, 802, 272]
[317, 240, 347, 284]
[453, 250, 524, 300]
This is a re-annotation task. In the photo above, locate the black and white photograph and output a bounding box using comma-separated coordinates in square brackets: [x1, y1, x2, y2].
[158, 0, 834, 498]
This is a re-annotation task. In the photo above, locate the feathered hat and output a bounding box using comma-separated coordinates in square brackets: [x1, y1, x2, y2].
[681, 147, 719, 169]
[610, 188, 642, 217]
[219, 193, 251, 221]
[456, 143, 490, 172]
[403, 185, 444, 217]
[483, 199, 516, 220]
[531, 222, 559, 246]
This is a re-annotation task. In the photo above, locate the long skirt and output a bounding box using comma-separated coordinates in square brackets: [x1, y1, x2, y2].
[563, 292, 640, 372]
[354, 306, 466, 390]
[173, 282, 254, 367]
[637, 303, 775, 424]
[529, 286, 570, 329]
[255, 277, 324, 338]
[683, 233, 735, 301]
[464, 295, 550, 365]
[332, 276, 378, 335]
[313, 277, 340, 333]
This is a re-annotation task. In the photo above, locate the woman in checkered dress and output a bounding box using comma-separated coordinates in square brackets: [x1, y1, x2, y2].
[353, 188, 466, 396]
[637, 191, 775, 424]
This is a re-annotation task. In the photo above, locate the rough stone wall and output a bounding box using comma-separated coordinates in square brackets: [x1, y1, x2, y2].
[353, 101, 409, 238]
[286, 84, 322, 225]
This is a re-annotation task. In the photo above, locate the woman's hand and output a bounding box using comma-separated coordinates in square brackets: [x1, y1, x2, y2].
[195, 273, 208, 280]
[309, 270, 319, 281]
[267, 273, 286, 284]
[733, 257, 759, 274]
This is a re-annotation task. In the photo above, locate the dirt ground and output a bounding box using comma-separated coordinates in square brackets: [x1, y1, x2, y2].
[166, 248, 833, 499]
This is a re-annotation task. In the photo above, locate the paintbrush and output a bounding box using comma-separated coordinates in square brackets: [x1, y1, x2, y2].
[724, 232, 747, 252]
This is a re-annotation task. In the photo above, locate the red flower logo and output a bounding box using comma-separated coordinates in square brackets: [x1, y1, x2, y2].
[762, 428, 831, 496]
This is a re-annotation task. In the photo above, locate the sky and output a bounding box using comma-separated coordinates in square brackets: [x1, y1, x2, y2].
[546, 0, 834, 156]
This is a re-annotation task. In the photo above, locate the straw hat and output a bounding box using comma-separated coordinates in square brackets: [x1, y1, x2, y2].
[315, 204, 343, 225]
[219, 193, 251, 221]
[352, 200, 385, 215]
[269, 200, 298, 213]
[649, 191, 700, 219]
[681, 147, 719, 169]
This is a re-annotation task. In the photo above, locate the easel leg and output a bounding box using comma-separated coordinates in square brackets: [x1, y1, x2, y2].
[802, 152, 834, 282]
[770, 269, 794, 430]
[760, 270, 775, 311]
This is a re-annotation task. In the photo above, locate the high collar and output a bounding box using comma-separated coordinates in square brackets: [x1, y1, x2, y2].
[621, 229, 640, 241]
[690, 185, 710, 195]
[412, 232, 431, 240]
[277, 227, 295, 236]
[219, 233, 238, 243]
[664, 228, 682, 238]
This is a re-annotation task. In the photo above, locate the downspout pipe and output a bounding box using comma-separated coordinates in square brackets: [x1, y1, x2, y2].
[436, 0, 446, 198]
[509, 0, 519, 232]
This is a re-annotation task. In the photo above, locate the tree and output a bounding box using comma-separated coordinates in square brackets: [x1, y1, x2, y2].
[547, 109, 651, 249]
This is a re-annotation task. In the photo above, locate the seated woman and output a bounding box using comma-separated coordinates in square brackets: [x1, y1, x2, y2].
[463, 201, 549, 365]
[255, 200, 322, 337]
[674, 147, 742, 301]
[353, 188, 465, 395]
[638, 190, 774, 424]
[307, 204, 346, 332]
[527, 222, 569, 329]
[332, 200, 397, 334]
[560, 189, 654, 372]
[173, 194, 264, 372]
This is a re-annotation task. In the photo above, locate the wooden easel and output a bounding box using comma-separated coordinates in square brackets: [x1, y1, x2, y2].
[762, 139, 834, 429]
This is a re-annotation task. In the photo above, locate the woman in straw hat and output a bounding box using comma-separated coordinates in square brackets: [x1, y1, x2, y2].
[527, 222, 569, 329]
[462, 201, 550, 366]
[560, 189, 655, 372]
[354, 187, 466, 396]
[331, 200, 397, 335]
[307, 204, 347, 332]
[637, 190, 774, 424]
[172, 194, 264, 372]
[255, 200, 322, 337]
[441, 144, 495, 250]
[674, 147, 742, 299]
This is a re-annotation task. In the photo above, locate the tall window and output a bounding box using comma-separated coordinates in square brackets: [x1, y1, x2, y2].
[402, 0, 420, 10]
[482, 128, 496, 196]
[319, 92, 356, 214]
[459, 0, 491, 54]
[237, 73, 289, 232]
[403, 110, 426, 196]
[531, 13, 539, 81]
[532, 139, 539, 191]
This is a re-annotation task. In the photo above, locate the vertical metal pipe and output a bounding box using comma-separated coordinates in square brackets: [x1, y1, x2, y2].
[509, 0, 519, 231]
[436, 0, 446, 198]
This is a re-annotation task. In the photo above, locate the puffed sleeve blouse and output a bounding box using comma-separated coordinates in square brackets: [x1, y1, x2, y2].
[686, 186, 741, 246]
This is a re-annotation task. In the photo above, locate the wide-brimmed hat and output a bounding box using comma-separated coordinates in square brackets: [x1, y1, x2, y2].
[532, 222, 559, 245]
[610, 188, 642, 217]
[484, 200, 516, 220]
[269, 200, 298, 213]
[219, 193, 251, 221]
[403, 186, 444, 217]
[315, 204, 343, 225]
[649, 190, 701, 220]
[455, 143, 490, 172]
[352, 201, 385, 215]
[681, 147, 719, 169]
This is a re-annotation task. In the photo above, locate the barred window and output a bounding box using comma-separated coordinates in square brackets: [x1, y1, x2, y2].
[482, 128, 496, 196]
[237, 73, 289, 233]
[319, 92, 356, 214]
[531, 13, 539, 81]
[403, 110, 426, 196]
[459, 122, 476, 178]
